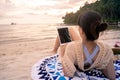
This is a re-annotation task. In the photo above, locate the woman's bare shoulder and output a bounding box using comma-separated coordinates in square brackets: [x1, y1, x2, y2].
[68, 26, 78, 31]
[68, 26, 81, 41]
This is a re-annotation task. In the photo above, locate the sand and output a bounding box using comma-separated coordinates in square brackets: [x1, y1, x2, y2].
[0, 39, 56, 80]
[0, 38, 120, 80]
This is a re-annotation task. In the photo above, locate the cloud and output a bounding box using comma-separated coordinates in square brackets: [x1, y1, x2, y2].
[0, 0, 15, 10]
[68, 0, 81, 4]
[5, 0, 11, 3]
[32, 0, 96, 13]
[0, 0, 17, 18]
[0, 0, 97, 24]
[33, 0, 76, 10]
[0, 0, 97, 17]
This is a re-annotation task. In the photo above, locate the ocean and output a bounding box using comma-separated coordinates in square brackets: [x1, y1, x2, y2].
[0, 24, 57, 44]
[0, 24, 120, 47]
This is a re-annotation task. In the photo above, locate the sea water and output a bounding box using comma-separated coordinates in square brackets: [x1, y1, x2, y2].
[0, 24, 57, 44]
[0, 24, 120, 47]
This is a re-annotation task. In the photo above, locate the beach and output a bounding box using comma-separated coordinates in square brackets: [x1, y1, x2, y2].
[0, 24, 120, 80]
[0, 39, 56, 80]
[0, 24, 57, 80]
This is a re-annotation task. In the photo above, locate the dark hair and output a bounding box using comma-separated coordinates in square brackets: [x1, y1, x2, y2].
[78, 11, 108, 41]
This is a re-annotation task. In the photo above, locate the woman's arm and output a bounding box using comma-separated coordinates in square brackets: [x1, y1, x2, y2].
[51, 36, 60, 54]
[61, 43, 76, 77]
[101, 59, 116, 80]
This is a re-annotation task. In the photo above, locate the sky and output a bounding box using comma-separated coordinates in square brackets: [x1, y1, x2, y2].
[0, 0, 96, 25]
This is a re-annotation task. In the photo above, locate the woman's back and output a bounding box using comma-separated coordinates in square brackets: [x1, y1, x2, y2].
[61, 41, 114, 76]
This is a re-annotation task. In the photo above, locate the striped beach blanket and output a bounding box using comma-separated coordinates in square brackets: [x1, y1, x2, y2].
[31, 54, 120, 80]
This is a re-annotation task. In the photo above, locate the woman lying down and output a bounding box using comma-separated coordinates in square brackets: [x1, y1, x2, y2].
[60, 11, 116, 80]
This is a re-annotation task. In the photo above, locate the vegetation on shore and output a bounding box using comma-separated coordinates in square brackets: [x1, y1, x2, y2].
[63, 0, 120, 25]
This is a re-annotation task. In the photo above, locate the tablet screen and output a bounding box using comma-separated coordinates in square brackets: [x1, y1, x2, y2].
[57, 27, 72, 44]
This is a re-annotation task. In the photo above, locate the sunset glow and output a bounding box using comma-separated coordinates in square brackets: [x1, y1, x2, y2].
[0, 0, 97, 24]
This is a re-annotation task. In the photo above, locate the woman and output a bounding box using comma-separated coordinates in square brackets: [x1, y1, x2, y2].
[61, 11, 116, 80]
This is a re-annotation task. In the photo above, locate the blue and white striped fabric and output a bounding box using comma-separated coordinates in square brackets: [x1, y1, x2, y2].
[31, 54, 120, 80]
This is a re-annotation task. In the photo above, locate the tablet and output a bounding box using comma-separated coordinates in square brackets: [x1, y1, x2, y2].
[57, 27, 72, 44]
